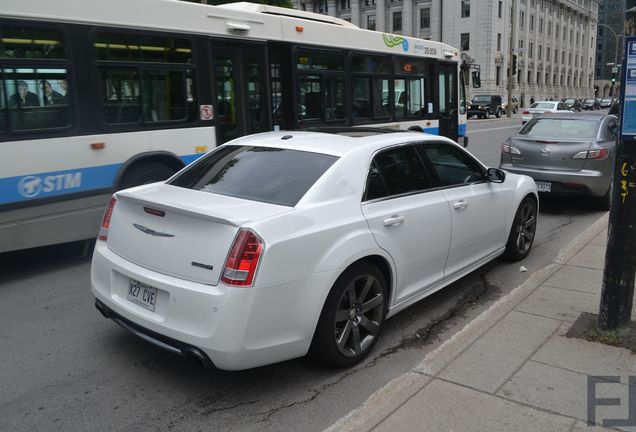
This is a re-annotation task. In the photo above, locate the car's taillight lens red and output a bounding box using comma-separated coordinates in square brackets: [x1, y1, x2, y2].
[522, 111, 530, 115]
[221, 229, 263, 286]
[98, 197, 116, 241]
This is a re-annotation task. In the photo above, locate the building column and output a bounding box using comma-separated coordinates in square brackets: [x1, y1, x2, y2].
[327, 0, 336, 16]
[351, 0, 360, 26]
[402, 0, 413, 36]
[376, 0, 385, 32]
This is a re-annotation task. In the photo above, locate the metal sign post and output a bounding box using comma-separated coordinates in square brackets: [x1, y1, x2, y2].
[598, 15, 636, 332]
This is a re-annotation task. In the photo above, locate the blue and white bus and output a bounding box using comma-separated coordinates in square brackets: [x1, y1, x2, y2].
[0, 0, 467, 252]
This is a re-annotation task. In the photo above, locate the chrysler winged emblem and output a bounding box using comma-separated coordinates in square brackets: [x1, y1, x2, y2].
[540, 147, 550, 157]
[133, 223, 175, 237]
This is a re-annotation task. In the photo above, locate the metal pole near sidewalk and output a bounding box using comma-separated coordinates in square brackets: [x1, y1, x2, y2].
[598, 3, 636, 332]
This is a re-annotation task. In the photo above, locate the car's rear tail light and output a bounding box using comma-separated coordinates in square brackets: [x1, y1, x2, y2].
[98, 196, 117, 241]
[502, 142, 522, 155]
[572, 149, 609, 160]
[522, 111, 530, 115]
[221, 229, 264, 286]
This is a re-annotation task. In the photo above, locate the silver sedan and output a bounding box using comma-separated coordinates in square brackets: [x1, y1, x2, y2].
[500, 113, 619, 210]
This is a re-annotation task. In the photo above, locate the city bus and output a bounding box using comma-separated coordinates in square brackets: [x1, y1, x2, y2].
[0, 0, 468, 252]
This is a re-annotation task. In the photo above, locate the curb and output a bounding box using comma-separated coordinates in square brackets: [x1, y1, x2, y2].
[323, 212, 609, 432]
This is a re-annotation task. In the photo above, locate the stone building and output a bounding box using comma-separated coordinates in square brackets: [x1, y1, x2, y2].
[294, 0, 599, 107]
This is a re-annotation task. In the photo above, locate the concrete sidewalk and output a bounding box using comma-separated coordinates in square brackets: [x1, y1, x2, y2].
[325, 213, 636, 432]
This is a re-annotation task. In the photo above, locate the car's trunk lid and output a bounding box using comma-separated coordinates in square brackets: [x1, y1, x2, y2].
[107, 184, 290, 285]
[509, 136, 593, 171]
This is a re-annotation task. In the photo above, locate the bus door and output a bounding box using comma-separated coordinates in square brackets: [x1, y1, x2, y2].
[438, 64, 458, 142]
[211, 44, 269, 144]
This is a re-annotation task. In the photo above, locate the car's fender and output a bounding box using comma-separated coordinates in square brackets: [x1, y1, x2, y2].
[502, 172, 539, 233]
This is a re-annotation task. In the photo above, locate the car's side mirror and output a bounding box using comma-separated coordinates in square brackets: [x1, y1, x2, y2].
[487, 168, 506, 183]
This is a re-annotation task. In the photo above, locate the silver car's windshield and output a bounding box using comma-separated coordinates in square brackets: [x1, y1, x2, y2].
[519, 118, 598, 139]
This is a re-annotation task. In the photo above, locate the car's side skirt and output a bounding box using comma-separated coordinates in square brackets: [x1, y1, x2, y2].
[386, 247, 506, 318]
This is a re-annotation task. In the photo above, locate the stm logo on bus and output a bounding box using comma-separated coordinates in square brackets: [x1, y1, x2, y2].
[18, 173, 82, 198]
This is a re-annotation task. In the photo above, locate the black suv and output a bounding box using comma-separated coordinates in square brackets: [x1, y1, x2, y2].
[467, 95, 502, 119]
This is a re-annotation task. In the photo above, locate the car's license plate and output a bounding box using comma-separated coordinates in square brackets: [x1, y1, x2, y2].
[536, 181, 552, 193]
[127, 279, 158, 312]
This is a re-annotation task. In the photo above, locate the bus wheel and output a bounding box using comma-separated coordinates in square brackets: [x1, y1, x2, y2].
[118, 162, 177, 190]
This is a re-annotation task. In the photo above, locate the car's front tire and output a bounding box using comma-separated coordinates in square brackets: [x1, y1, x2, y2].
[503, 196, 537, 261]
[311, 263, 387, 368]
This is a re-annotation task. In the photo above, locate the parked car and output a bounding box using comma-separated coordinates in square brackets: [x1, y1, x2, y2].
[500, 113, 619, 210]
[582, 98, 601, 110]
[92, 130, 538, 370]
[600, 98, 613, 109]
[562, 98, 582, 112]
[521, 101, 573, 124]
[468, 95, 503, 119]
[501, 97, 519, 114]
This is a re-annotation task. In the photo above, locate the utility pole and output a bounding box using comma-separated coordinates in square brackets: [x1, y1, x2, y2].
[507, 0, 517, 118]
[598, 3, 636, 332]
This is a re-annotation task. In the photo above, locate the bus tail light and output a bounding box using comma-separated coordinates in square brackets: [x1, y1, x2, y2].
[98, 197, 117, 241]
[221, 229, 263, 286]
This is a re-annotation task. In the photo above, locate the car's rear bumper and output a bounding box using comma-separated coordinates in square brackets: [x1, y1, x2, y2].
[499, 164, 610, 197]
[91, 241, 335, 370]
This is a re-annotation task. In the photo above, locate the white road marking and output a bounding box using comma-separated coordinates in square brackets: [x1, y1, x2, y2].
[469, 125, 522, 133]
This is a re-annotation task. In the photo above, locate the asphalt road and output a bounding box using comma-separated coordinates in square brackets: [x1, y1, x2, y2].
[0, 117, 608, 432]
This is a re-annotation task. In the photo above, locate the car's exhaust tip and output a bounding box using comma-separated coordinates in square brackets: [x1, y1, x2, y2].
[95, 299, 111, 319]
[184, 347, 215, 369]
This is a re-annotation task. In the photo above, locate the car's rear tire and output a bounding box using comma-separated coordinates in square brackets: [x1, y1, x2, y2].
[597, 187, 611, 211]
[496, 109, 502, 118]
[311, 263, 387, 368]
[503, 196, 537, 261]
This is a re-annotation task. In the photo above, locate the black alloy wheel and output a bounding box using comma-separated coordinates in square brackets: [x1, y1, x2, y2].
[504, 196, 537, 261]
[311, 263, 387, 367]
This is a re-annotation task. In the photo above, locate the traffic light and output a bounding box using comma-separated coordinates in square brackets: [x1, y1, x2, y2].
[512, 55, 517, 76]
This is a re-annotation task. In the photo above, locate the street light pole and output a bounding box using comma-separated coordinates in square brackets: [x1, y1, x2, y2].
[597, 23, 620, 97]
[507, 0, 517, 117]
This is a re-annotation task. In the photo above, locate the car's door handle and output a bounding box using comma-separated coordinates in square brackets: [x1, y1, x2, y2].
[383, 215, 405, 227]
[453, 200, 468, 210]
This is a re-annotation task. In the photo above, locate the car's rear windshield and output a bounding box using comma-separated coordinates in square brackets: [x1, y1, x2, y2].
[170, 145, 339, 206]
[530, 102, 555, 109]
[585, 99, 595, 103]
[519, 118, 598, 139]
[472, 96, 492, 102]
[564, 99, 576, 103]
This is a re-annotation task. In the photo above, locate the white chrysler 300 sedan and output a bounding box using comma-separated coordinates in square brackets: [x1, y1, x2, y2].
[91, 131, 538, 370]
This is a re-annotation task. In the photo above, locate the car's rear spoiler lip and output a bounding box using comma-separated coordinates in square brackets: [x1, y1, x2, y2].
[116, 191, 249, 227]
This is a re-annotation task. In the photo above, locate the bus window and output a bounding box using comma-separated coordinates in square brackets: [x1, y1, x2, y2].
[142, 70, 187, 122]
[0, 24, 65, 59]
[299, 75, 322, 121]
[373, 78, 390, 118]
[94, 32, 194, 126]
[101, 69, 141, 124]
[2, 68, 71, 131]
[407, 79, 425, 116]
[352, 77, 371, 120]
[351, 54, 390, 122]
[325, 76, 344, 120]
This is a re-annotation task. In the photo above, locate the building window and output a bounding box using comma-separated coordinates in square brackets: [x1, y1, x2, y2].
[461, 33, 470, 51]
[547, 47, 551, 61]
[554, 49, 558, 63]
[393, 11, 402, 32]
[529, 43, 533, 58]
[562, 51, 565, 64]
[520, 11, 525, 27]
[527, 70, 532, 85]
[498, 1, 503, 18]
[367, 15, 376, 30]
[538, 45, 542, 60]
[496, 66, 501, 85]
[497, 33, 501, 51]
[539, 18, 543, 33]
[461, 0, 470, 18]
[537, 71, 541, 85]
[530, 15, 534, 30]
[420, 8, 430, 29]
[548, 21, 552, 36]
[556, 24, 559, 38]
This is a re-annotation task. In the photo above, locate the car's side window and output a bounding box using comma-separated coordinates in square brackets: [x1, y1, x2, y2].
[418, 143, 485, 187]
[365, 145, 431, 200]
